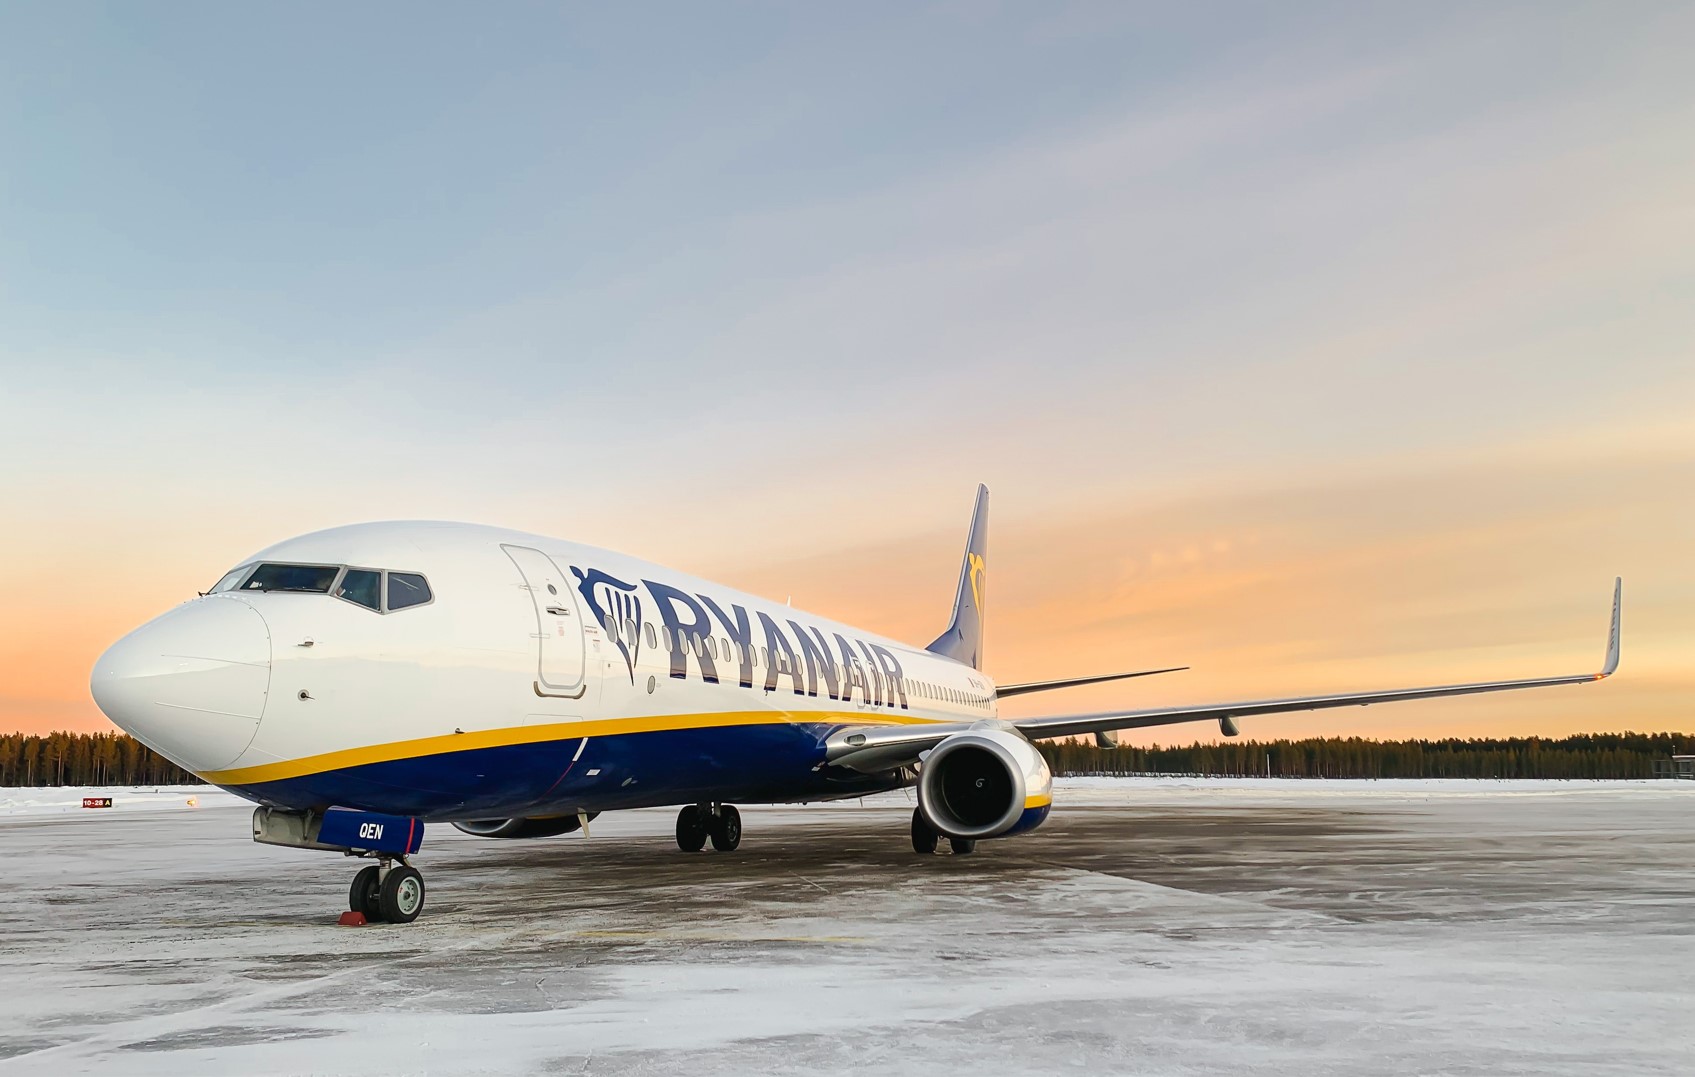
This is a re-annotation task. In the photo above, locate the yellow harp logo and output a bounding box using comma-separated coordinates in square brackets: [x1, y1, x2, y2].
[967, 552, 986, 611]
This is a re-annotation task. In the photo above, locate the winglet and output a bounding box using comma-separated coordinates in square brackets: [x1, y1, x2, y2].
[1599, 576, 1622, 678]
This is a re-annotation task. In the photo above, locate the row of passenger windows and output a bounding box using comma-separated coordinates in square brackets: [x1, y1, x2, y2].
[598, 615, 990, 709]
[209, 563, 433, 614]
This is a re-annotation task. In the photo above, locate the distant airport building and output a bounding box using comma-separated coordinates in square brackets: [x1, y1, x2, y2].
[1651, 755, 1695, 779]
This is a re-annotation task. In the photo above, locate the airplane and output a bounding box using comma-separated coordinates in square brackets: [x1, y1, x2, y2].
[89, 485, 1622, 925]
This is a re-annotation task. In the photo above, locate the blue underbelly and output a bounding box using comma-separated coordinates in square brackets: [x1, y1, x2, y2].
[222, 722, 898, 819]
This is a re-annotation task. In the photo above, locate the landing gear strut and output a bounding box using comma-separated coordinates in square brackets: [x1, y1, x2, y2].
[347, 858, 426, 924]
[676, 803, 741, 852]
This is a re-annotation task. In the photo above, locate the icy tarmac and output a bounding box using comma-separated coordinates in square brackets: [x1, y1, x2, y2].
[2, 779, 1691, 1076]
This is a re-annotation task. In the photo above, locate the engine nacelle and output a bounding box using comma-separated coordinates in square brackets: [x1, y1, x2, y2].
[917, 727, 1053, 840]
[452, 813, 596, 839]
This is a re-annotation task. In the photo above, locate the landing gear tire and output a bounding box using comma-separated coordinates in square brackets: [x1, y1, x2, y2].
[378, 864, 426, 924]
[911, 808, 938, 854]
[349, 865, 383, 920]
[949, 837, 977, 855]
[676, 805, 709, 852]
[709, 805, 742, 852]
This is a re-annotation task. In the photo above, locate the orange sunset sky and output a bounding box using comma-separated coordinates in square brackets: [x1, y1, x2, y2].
[2, 5, 1692, 741]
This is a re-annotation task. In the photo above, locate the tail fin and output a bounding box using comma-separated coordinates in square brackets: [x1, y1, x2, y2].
[927, 484, 989, 669]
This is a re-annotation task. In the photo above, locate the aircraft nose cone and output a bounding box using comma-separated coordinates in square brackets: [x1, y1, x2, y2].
[91, 598, 272, 773]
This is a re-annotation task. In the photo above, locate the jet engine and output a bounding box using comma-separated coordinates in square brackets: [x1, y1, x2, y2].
[917, 727, 1052, 840]
[452, 813, 597, 839]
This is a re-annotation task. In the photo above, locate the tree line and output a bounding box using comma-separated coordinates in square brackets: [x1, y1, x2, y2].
[1, 729, 1690, 787]
[1037, 731, 1693, 780]
[1, 731, 202, 787]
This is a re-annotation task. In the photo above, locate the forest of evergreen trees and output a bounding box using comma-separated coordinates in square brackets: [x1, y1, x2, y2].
[1037, 731, 1693, 780]
[0, 731, 201, 787]
[1, 729, 1690, 786]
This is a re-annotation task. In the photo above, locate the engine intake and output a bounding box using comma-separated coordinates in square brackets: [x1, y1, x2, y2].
[917, 728, 1052, 840]
[452, 813, 596, 839]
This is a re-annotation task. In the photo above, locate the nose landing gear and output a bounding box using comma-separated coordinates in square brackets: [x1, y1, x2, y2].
[349, 859, 427, 924]
[253, 807, 430, 925]
[675, 803, 742, 852]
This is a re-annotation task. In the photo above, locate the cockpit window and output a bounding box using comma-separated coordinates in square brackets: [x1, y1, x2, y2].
[386, 572, 432, 611]
[242, 564, 339, 593]
[209, 566, 251, 594]
[336, 569, 382, 611]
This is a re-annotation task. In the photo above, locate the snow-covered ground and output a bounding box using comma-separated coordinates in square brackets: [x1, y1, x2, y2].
[0, 777, 1674, 818]
[0, 778, 1690, 1075]
[0, 785, 237, 817]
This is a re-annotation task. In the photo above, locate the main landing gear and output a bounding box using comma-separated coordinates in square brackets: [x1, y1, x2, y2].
[676, 803, 741, 852]
[348, 859, 427, 924]
[911, 808, 975, 855]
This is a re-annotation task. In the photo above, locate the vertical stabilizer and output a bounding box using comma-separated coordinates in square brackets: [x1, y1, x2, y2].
[927, 484, 989, 669]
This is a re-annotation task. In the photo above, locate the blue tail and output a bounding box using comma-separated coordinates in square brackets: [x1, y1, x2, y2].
[927, 484, 989, 670]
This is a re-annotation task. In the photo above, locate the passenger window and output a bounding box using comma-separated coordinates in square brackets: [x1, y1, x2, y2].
[645, 624, 657, 650]
[386, 572, 432, 611]
[336, 569, 382, 611]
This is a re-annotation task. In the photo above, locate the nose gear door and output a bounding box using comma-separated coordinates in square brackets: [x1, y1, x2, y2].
[503, 545, 587, 696]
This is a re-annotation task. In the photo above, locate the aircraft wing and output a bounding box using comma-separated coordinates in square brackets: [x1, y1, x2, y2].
[826, 578, 1621, 774]
[996, 666, 1188, 698]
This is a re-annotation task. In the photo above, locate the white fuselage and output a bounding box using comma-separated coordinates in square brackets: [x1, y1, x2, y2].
[92, 521, 997, 820]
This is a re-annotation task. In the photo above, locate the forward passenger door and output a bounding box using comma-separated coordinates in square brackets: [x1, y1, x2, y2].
[503, 545, 587, 697]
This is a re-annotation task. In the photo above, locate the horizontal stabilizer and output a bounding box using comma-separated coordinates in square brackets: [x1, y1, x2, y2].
[997, 666, 1188, 698]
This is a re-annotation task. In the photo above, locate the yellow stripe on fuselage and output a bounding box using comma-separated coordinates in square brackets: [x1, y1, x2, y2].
[201, 708, 945, 786]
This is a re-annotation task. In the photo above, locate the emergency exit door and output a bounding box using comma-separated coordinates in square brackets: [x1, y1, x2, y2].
[503, 545, 586, 696]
